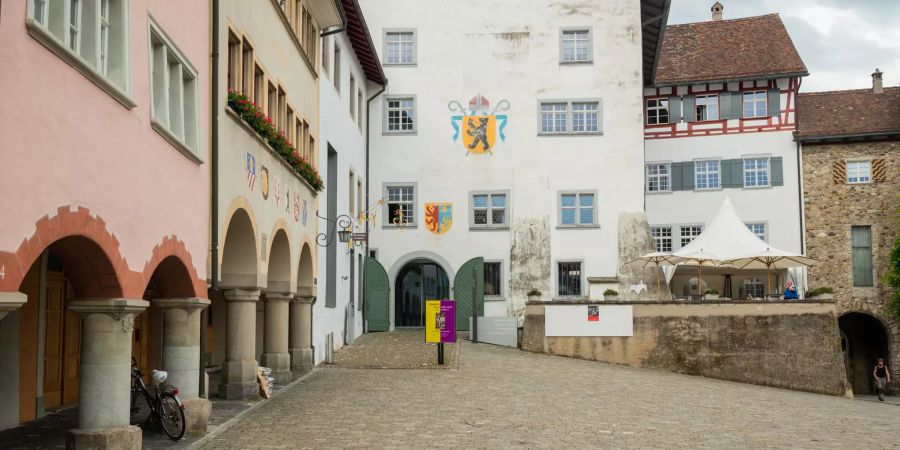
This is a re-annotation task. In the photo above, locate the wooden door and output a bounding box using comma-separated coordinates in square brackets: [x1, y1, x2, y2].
[42, 272, 65, 409]
[61, 279, 80, 406]
[363, 256, 390, 331]
[132, 310, 151, 383]
[18, 262, 40, 423]
[453, 257, 484, 331]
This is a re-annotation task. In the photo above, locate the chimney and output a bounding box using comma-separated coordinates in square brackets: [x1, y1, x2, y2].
[711, 2, 724, 21]
[872, 68, 884, 94]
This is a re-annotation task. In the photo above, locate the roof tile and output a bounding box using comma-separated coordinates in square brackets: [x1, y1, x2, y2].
[796, 87, 900, 139]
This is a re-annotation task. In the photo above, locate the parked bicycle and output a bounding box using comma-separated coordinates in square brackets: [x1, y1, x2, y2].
[130, 357, 186, 441]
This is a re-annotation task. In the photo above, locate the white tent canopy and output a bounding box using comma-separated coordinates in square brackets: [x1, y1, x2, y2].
[673, 196, 770, 260]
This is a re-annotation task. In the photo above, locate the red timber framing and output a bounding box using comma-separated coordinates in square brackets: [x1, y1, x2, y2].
[644, 77, 799, 139]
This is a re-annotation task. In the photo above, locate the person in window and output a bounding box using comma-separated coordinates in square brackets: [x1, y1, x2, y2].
[874, 358, 892, 401]
[783, 280, 799, 300]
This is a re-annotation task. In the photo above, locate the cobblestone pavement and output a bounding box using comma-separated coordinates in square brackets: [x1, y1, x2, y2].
[332, 329, 459, 369]
[199, 334, 900, 449]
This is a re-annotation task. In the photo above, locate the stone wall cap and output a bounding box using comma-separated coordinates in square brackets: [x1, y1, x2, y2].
[527, 299, 836, 306]
[222, 288, 262, 302]
[263, 292, 295, 301]
[296, 285, 315, 297]
[0, 292, 27, 309]
[68, 298, 149, 314]
[153, 297, 211, 309]
[587, 277, 619, 283]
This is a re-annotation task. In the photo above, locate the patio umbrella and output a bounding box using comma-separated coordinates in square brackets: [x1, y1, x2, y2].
[625, 252, 681, 298]
[670, 249, 725, 298]
[724, 248, 818, 297]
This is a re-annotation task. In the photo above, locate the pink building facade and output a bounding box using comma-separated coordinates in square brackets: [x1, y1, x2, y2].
[0, 0, 210, 445]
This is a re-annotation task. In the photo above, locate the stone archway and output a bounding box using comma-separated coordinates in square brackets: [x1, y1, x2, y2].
[839, 312, 890, 395]
[393, 259, 451, 328]
[261, 229, 292, 383]
[220, 208, 259, 287]
[289, 243, 315, 373]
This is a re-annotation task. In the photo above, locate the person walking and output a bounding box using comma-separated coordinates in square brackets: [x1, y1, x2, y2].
[874, 358, 892, 401]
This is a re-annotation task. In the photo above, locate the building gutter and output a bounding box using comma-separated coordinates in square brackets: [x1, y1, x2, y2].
[362, 81, 387, 333]
[320, 0, 347, 37]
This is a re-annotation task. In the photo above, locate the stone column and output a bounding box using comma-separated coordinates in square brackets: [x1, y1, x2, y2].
[289, 287, 315, 373]
[0, 292, 26, 321]
[67, 298, 148, 450]
[219, 288, 260, 399]
[261, 292, 293, 384]
[154, 297, 211, 436]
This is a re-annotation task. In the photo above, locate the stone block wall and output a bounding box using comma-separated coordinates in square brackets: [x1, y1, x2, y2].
[802, 140, 900, 380]
[523, 301, 850, 396]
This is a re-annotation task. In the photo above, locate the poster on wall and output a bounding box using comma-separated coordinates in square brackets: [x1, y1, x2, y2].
[545, 305, 633, 337]
[425, 300, 456, 343]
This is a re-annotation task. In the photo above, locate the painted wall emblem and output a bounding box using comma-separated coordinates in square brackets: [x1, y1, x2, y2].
[293, 193, 301, 222]
[301, 199, 308, 225]
[245, 153, 257, 190]
[260, 166, 269, 200]
[424, 203, 453, 235]
[449, 94, 509, 155]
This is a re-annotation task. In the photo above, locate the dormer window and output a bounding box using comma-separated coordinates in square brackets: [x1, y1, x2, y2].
[646, 98, 669, 125]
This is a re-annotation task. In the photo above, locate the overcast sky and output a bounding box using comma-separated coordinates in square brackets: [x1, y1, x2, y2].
[666, 0, 900, 92]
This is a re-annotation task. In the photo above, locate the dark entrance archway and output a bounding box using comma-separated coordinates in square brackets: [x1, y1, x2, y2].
[394, 260, 450, 327]
[839, 312, 890, 395]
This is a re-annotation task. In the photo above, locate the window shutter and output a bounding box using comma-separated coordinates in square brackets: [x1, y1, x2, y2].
[683, 162, 695, 190]
[833, 160, 847, 184]
[872, 158, 886, 182]
[671, 162, 684, 191]
[767, 89, 781, 117]
[732, 92, 744, 118]
[731, 159, 744, 188]
[682, 95, 696, 122]
[668, 96, 682, 123]
[720, 159, 733, 188]
[719, 93, 732, 120]
[771, 157, 784, 186]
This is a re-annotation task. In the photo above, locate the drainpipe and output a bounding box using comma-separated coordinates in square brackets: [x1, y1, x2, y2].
[363, 82, 386, 333]
[794, 76, 806, 299]
[202, 0, 221, 399]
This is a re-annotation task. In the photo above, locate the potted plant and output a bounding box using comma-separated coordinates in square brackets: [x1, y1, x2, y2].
[527, 289, 542, 302]
[603, 289, 618, 301]
[704, 288, 719, 300]
[806, 286, 834, 300]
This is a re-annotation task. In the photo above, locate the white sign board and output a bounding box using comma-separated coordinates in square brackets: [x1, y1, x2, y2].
[471, 317, 518, 348]
[545, 305, 633, 337]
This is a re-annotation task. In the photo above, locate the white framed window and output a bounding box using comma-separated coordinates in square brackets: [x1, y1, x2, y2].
[646, 98, 669, 125]
[469, 191, 509, 229]
[357, 89, 364, 130]
[556, 261, 584, 297]
[149, 18, 201, 160]
[383, 96, 416, 134]
[539, 100, 602, 135]
[695, 94, 718, 121]
[27, 0, 131, 105]
[484, 261, 503, 298]
[743, 157, 770, 188]
[847, 160, 872, 184]
[383, 183, 416, 227]
[333, 43, 341, 92]
[679, 225, 703, 247]
[560, 28, 591, 63]
[742, 90, 767, 118]
[646, 163, 671, 192]
[745, 223, 767, 242]
[651, 226, 673, 252]
[695, 160, 720, 190]
[384, 29, 416, 65]
[558, 191, 596, 227]
[740, 278, 765, 299]
[349, 75, 356, 120]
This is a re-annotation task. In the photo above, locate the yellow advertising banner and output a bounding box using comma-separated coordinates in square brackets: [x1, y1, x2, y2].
[425, 300, 441, 343]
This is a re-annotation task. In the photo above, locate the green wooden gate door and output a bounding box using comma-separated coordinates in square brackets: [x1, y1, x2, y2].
[453, 257, 484, 331]
[364, 256, 390, 331]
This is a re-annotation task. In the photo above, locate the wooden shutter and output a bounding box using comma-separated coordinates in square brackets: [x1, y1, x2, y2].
[682, 95, 696, 122]
[732, 92, 744, 118]
[719, 159, 743, 188]
[671, 162, 684, 191]
[719, 93, 733, 120]
[720, 159, 733, 188]
[668, 96, 682, 123]
[683, 162, 695, 190]
[767, 89, 781, 117]
[872, 158, 886, 182]
[771, 157, 784, 186]
[833, 160, 847, 184]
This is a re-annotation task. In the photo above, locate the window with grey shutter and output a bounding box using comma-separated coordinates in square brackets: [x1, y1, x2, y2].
[851, 226, 873, 286]
[767, 89, 781, 117]
[681, 162, 695, 190]
[668, 96, 682, 123]
[719, 92, 733, 120]
[730, 92, 743, 118]
[771, 157, 784, 186]
[671, 162, 684, 191]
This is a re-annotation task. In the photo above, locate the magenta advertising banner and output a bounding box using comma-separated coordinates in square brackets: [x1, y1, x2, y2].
[440, 300, 456, 343]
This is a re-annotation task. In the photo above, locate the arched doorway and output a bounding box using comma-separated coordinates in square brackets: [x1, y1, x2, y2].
[394, 260, 450, 327]
[839, 312, 890, 395]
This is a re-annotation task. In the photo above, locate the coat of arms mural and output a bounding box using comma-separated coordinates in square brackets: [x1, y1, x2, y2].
[424, 203, 453, 235]
[449, 94, 509, 155]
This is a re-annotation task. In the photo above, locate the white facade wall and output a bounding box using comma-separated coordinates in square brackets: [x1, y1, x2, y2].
[360, 0, 647, 327]
[314, 29, 371, 362]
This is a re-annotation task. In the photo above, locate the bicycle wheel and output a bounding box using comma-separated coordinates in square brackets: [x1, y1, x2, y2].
[159, 393, 186, 441]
